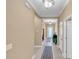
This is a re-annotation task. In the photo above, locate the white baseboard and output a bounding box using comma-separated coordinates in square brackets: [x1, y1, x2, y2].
[33, 45, 42, 48]
[62, 52, 66, 58]
[32, 55, 36, 59]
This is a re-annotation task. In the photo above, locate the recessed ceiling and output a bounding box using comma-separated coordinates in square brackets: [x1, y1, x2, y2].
[26, 0, 69, 18]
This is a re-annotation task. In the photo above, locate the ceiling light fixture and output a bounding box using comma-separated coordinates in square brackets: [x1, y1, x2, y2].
[49, 22, 52, 24]
[43, 0, 55, 8]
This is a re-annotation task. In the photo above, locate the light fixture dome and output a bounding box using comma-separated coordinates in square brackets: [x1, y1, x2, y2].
[43, 0, 55, 8]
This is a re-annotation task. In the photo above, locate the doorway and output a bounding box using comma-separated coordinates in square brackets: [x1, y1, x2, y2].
[47, 26, 53, 39]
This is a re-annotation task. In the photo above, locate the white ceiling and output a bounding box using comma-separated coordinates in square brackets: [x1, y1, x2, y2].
[26, 0, 69, 18]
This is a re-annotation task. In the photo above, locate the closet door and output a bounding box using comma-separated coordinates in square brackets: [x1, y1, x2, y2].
[67, 20, 72, 58]
[63, 21, 67, 58]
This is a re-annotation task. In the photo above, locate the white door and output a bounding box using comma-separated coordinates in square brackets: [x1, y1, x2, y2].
[67, 20, 72, 58]
[63, 20, 72, 58]
[63, 21, 67, 58]
[59, 22, 63, 52]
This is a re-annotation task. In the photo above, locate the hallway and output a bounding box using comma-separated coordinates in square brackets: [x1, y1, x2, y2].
[6, 0, 72, 59]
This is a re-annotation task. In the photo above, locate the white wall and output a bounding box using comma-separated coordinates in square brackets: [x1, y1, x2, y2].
[6, 0, 35, 59]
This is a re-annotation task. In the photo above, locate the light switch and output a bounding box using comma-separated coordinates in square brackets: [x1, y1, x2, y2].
[6, 43, 13, 52]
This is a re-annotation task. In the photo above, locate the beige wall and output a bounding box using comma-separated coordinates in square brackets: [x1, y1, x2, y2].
[59, 0, 72, 20]
[34, 15, 42, 45]
[6, 0, 35, 59]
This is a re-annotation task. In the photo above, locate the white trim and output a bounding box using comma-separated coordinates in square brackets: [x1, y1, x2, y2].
[32, 45, 44, 59]
[59, 0, 69, 16]
[63, 15, 72, 21]
[33, 45, 42, 48]
[27, 0, 39, 15]
[62, 15, 72, 58]
[60, 15, 72, 22]
[25, 1, 31, 9]
[32, 55, 36, 59]
[62, 52, 66, 58]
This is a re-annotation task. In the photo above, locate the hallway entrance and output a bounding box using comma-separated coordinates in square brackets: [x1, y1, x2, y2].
[6, 0, 72, 59]
[47, 26, 53, 39]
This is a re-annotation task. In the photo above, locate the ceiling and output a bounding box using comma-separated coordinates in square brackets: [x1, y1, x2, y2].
[26, 0, 69, 18]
